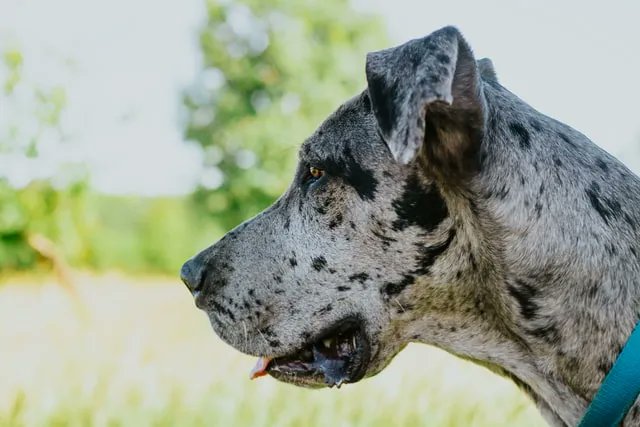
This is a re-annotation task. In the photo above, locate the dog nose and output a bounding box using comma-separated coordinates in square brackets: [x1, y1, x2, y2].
[180, 258, 205, 294]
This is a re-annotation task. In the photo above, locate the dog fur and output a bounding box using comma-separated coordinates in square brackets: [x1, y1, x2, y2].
[181, 26, 640, 426]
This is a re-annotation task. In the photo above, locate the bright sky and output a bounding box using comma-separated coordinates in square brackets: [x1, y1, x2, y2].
[2, 0, 640, 195]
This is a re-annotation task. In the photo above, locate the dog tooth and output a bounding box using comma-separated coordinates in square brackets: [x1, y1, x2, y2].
[322, 338, 332, 348]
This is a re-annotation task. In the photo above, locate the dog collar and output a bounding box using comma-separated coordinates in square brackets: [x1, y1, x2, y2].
[578, 320, 640, 426]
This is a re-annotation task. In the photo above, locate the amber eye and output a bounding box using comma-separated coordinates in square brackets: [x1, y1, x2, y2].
[309, 166, 324, 179]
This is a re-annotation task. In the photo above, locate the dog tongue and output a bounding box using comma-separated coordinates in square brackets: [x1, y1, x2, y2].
[250, 357, 272, 380]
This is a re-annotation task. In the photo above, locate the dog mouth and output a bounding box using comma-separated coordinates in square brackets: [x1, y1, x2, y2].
[249, 318, 370, 388]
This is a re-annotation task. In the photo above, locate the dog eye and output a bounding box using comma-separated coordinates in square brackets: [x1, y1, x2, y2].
[301, 165, 326, 189]
[309, 166, 324, 179]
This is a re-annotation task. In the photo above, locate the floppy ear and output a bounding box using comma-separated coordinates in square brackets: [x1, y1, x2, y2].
[366, 26, 486, 176]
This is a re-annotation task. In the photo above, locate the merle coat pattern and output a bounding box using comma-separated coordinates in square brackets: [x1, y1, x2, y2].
[181, 26, 640, 426]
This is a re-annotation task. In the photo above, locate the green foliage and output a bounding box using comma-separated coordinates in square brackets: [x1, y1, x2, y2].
[83, 195, 224, 274]
[0, 181, 34, 269]
[0, 49, 84, 271]
[2, 49, 23, 95]
[184, 0, 388, 229]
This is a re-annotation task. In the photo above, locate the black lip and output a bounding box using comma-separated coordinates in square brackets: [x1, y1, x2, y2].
[266, 317, 370, 387]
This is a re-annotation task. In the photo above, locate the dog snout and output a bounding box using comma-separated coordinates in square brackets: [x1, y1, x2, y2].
[180, 257, 205, 295]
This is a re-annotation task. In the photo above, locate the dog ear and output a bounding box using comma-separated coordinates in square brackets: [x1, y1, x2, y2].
[366, 26, 485, 176]
[477, 58, 498, 83]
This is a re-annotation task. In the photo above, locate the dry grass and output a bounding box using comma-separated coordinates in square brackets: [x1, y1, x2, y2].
[0, 273, 545, 426]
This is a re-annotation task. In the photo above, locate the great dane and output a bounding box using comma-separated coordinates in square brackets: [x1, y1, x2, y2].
[181, 26, 640, 426]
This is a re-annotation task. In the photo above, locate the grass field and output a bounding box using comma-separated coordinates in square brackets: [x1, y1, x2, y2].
[0, 273, 546, 427]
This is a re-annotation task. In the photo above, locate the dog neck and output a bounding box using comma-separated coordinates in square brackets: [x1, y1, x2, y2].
[399, 190, 640, 426]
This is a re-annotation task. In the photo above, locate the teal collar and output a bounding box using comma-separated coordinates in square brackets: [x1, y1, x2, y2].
[578, 320, 640, 427]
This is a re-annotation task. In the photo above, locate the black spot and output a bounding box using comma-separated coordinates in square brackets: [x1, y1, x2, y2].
[527, 322, 560, 344]
[336, 286, 351, 292]
[261, 326, 275, 337]
[367, 72, 399, 138]
[329, 212, 343, 229]
[212, 301, 236, 322]
[596, 158, 609, 173]
[508, 122, 530, 149]
[474, 297, 486, 316]
[508, 279, 539, 320]
[479, 147, 488, 166]
[268, 340, 281, 348]
[321, 146, 379, 201]
[598, 359, 612, 375]
[211, 277, 228, 289]
[314, 304, 333, 315]
[382, 274, 415, 297]
[212, 301, 225, 314]
[495, 184, 509, 199]
[315, 206, 327, 215]
[283, 217, 290, 230]
[248, 289, 254, 296]
[349, 221, 356, 230]
[372, 229, 397, 248]
[605, 243, 617, 256]
[585, 181, 621, 225]
[348, 272, 369, 284]
[624, 213, 637, 231]
[468, 253, 478, 271]
[289, 257, 297, 267]
[311, 256, 327, 271]
[361, 92, 372, 112]
[273, 275, 283, 284]
[392, 173, 448, 232]
[534, 201, 543, 218]
[552, 155, 563, 167]
[343, 147, 378, 201]
[414, 228, 456, 275]
[435, 53, 450, 65]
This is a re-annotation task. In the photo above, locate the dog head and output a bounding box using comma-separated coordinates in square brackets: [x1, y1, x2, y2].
[181, 26, 489, 388]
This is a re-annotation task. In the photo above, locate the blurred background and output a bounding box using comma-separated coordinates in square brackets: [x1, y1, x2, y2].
[1, 0, 639, 425]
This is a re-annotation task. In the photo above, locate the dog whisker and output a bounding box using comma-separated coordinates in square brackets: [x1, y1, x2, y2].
[256, 328, 270, 349]
[242, 321, 248, 352]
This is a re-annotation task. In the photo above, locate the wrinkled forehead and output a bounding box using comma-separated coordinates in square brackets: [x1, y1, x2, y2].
[299, 91, 391, 168]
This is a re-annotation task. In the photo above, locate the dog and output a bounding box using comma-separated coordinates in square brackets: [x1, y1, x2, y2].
[181, 26, 640, 426]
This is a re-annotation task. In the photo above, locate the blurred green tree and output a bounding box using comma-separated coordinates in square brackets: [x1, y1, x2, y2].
[0, 48, 89, 275]
[183, 0, 388, 230]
